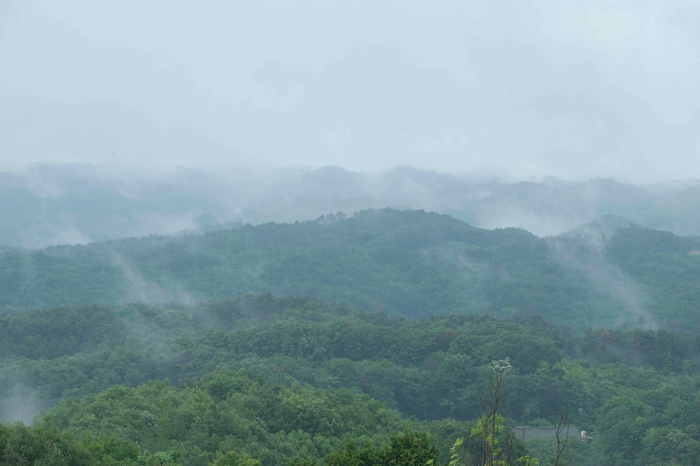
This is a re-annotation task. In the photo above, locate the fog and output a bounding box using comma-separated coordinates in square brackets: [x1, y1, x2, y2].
[1, 0, 699, 181]
[2, 163, 700, 248]
[112, 254, 196, 305]
[0, 384, 41, 425]
[549, 216, 657, 329]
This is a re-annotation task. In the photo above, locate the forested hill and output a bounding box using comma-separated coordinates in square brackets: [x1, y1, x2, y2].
[4, 295, 700, 465]
[1, 209, 699, 331]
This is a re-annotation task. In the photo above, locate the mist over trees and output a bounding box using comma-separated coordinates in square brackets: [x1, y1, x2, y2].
[2, 208, 700, 332]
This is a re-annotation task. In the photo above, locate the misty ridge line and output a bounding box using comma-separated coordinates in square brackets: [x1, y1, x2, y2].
[1, 207, 697, 334]
[2, 163, 700, 251]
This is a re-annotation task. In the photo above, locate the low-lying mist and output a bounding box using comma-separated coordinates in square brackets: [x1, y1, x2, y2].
[548, 216, 657, 330]
[0, 364, 44, 425]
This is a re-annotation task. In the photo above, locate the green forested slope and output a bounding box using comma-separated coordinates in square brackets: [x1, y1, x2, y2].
[606, 226, 700, 329]
[6, 209, 699, 331]
[3, 296, 700, 465]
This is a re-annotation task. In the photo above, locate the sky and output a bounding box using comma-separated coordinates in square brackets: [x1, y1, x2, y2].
[1, 0, 699, 181]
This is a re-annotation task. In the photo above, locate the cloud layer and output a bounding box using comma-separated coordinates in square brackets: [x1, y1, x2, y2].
[1, 0, 699, 180]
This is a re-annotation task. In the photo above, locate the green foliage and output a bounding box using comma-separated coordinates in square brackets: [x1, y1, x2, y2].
[323, 430, 438, 466]
[323, 442, 383, 466]
[606, 226, 700, 332]
[0, 423, 162, 466]
[7, 208, 700, 466]
[470, 414, 507, 465]
[42, 371, 409, 465]
[5, 294, 700, 465]
[383, 430, 439, 466]
[3, 209, 687, 331]
[79, 434, 141, 464]
[449, 437, 465, 466]
[210, 450, 261, 466]
[640, 426, 700, 466]
[0, 423, 93, 465]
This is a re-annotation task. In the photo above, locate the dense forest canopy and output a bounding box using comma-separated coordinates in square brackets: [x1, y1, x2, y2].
[3, 295, 700, 465]
[1, 209, 699, 331]
[2, 210, 700, 465]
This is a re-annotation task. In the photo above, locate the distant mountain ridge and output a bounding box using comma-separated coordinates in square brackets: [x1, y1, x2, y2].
[3, 164, 700, 248]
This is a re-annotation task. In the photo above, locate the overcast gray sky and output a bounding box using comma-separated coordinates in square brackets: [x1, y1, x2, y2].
[1, 0, 699, 181]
